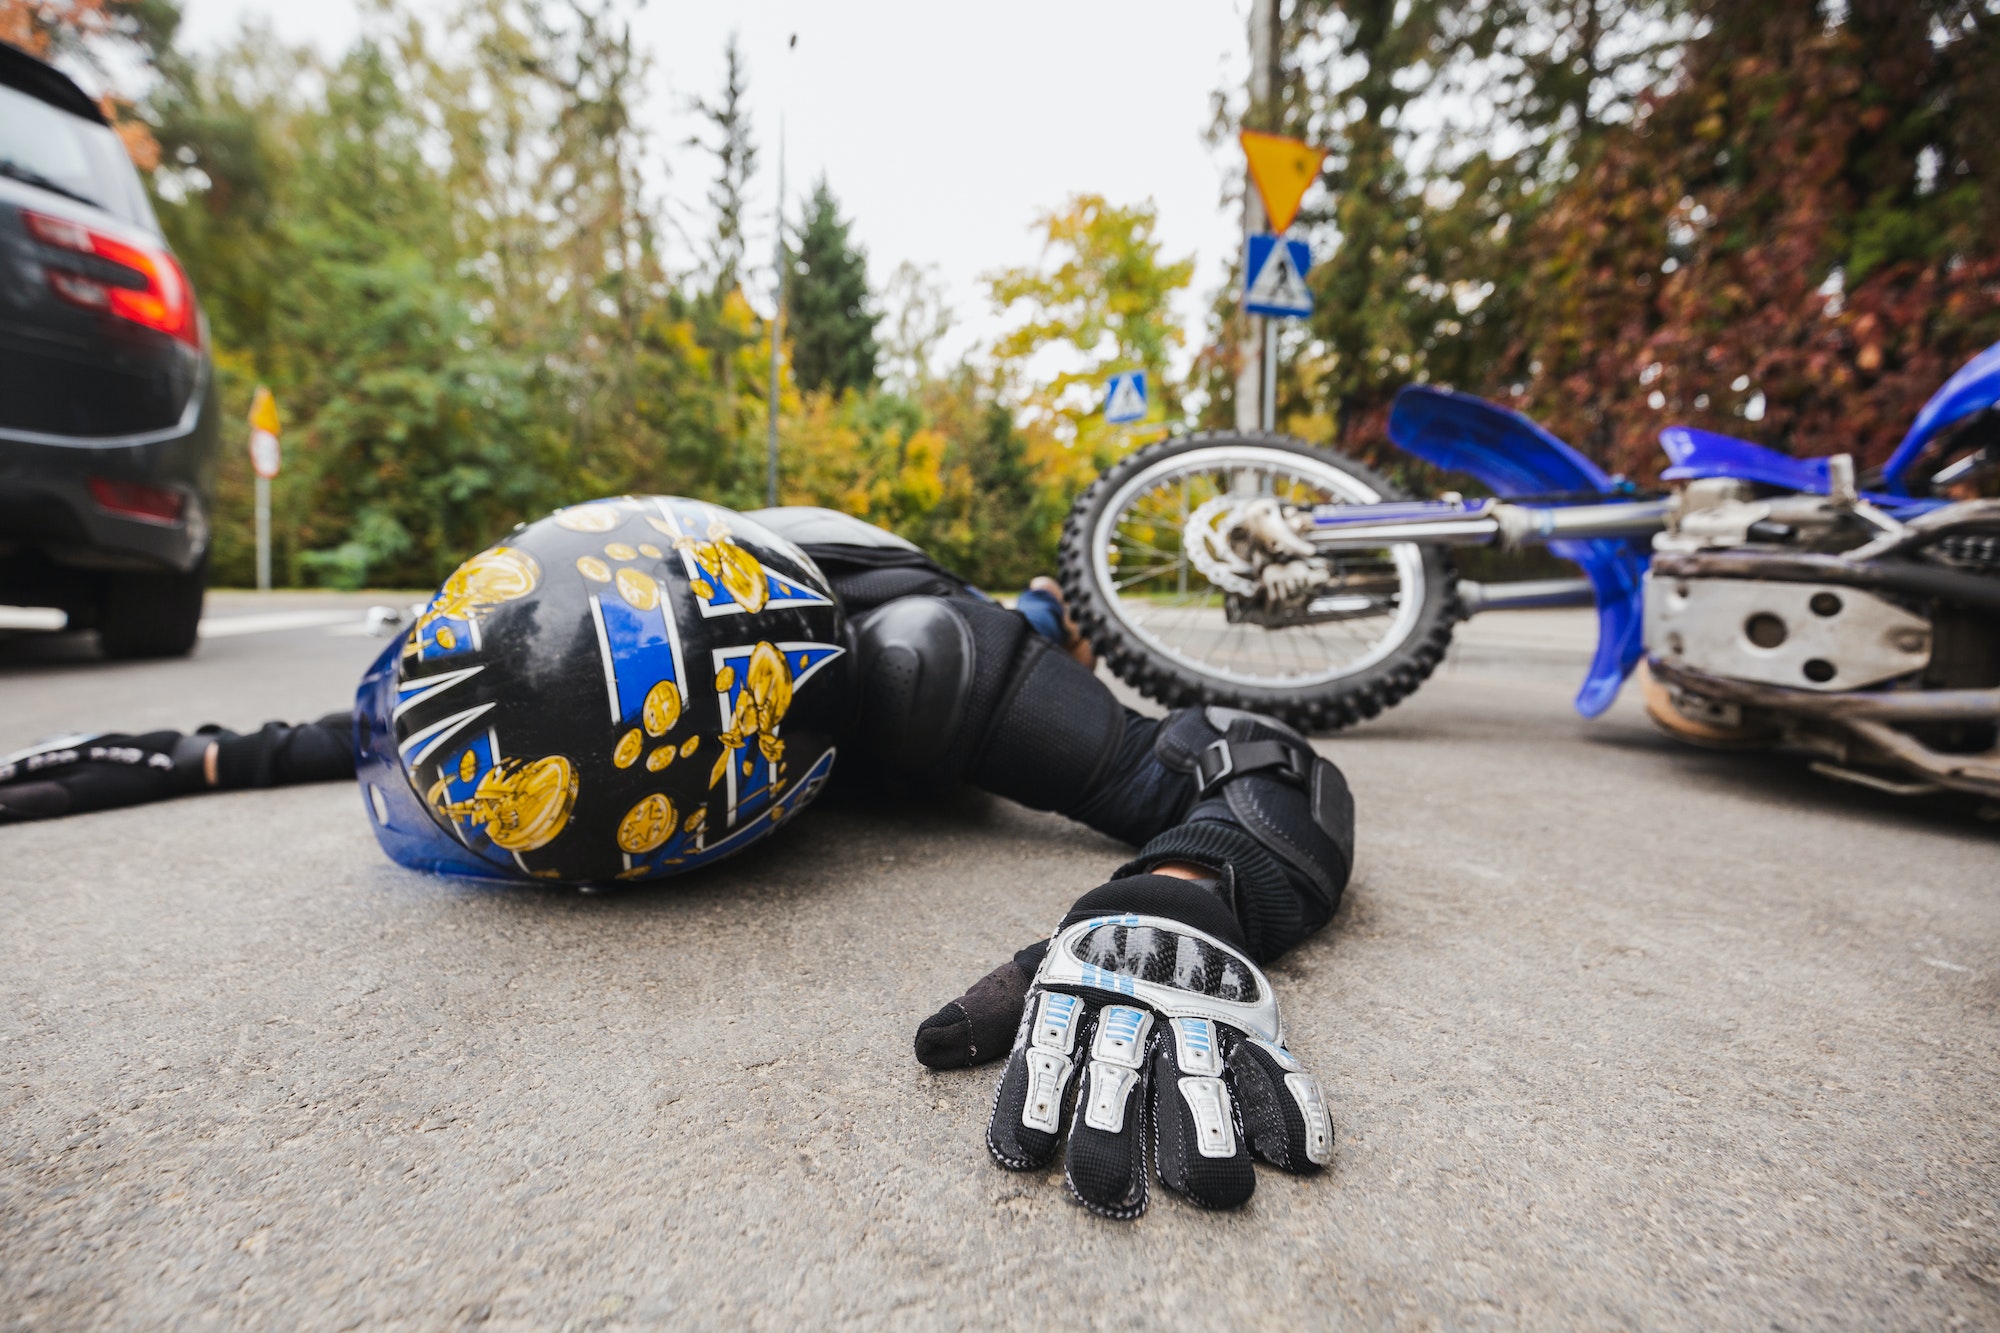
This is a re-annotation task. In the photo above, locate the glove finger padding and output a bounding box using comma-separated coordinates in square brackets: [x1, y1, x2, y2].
[1152, 1016, 1255, 1209]
[987, 989, 1086, 1171]
[1062, 1003, 1154, 1218]
[1229, 1037, 1334, 1173]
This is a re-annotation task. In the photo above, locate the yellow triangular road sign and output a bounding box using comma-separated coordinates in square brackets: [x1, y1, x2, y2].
[248, 385, 281, 437]
[1240, 130, 1328, 233]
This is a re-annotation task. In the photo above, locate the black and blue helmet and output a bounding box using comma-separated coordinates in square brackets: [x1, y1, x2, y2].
[355, 497, 851, 884]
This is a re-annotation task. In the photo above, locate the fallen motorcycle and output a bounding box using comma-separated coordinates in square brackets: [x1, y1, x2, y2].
[1059, 342, 2000, 799]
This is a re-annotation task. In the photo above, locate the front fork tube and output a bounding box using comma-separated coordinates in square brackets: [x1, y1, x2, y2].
[1302, 498, 1671, 552]
[1296, 497, 1658, 716]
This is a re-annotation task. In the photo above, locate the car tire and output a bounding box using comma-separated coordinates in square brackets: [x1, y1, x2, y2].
[98, 556, 207, 659]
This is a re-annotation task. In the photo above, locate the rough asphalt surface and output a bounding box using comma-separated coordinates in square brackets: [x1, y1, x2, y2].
[3, 592, 1996, 1329]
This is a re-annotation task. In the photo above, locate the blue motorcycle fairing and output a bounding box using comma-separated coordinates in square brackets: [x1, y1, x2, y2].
[1388, 384, 1620, 496]
[1387, 385, 1649, 718]
[1880, 338, 2000, 496]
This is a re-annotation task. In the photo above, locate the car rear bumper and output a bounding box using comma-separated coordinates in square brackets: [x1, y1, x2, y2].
[0, 371, 217, 577]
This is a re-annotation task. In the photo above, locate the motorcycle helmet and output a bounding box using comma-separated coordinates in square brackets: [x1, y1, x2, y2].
[354, 496, 851, 884]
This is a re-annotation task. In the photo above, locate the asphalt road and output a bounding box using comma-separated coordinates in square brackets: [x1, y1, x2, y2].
[3, 593, 1997, 1329]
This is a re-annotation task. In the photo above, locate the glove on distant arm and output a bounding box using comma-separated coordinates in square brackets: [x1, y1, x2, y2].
[0, 730, 207, 821]
[0, 713, 353, 822]
[980, 874, 1333, 1220]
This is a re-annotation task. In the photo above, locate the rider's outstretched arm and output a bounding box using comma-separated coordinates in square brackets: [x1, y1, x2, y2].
[850, 589, 1354, 1218]
[853, 591, 1355, 959]
[0, 714, 354, 823]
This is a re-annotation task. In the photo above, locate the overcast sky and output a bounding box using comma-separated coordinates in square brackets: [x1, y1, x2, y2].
[176, 0, 1257, 370]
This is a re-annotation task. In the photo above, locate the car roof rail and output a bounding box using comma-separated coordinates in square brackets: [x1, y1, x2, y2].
[0, 39, 110, 126]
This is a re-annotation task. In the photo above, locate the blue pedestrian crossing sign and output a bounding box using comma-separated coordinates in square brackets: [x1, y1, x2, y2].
[1104, 370, 1148, 424]
[1244, 234, 1313, 318]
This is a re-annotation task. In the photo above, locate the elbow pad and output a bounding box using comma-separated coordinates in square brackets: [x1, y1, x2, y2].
[1115, 708, 1355, 963]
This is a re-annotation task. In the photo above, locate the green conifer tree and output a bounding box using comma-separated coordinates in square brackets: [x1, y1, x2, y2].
[786, 178, 879, 395]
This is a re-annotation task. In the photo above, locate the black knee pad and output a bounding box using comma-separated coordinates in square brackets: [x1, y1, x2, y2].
[853, 595, 1128, 813]
[851, 597, 975, 772]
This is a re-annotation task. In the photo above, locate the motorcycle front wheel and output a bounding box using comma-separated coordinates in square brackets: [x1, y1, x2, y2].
[1058, 432, 1458, 732]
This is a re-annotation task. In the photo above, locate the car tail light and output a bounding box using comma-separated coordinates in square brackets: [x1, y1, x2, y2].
[88, 476, 186, 524]
[22, 209, 202, 348]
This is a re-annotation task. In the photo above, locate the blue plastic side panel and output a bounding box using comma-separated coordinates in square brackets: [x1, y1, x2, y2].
[1387, 385, 1648, 717]
[1659, 426, 1832, 492]
[1882, 339, 2000, 496]
[1660, 425, 1954, 517]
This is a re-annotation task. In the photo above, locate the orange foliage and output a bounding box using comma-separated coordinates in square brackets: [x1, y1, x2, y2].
[0, 0, 160, 170]
[0, 0, 116, 56]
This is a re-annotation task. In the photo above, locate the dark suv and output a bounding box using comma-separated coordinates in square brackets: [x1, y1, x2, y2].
[0, 41, 216, 657]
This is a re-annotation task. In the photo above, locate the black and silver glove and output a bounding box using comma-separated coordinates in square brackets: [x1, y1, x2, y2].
[0, 714, 354, 823]
[983, 875, 1332, 1219]
[917, 706, 1353, 1218]
[0, 730, 209, 822]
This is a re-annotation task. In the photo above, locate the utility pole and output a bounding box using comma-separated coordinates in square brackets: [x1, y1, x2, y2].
[766, 113, 785, 509]
[1237, 0, 1280, 434]
[766, 33, 797, 509]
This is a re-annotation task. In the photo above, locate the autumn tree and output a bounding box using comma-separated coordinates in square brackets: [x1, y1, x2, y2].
[1252, 0, 1699, 460]
[1508, 0, 2000, 477]
[976, 196, 1194, 565]
[682, 30, 763, 468]
[1, 0, 175, 165]
[878, 261, 951, 394]
[989, 196, 1192, 444]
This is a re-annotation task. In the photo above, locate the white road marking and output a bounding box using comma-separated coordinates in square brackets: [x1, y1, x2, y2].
[198, 609, 364, 638]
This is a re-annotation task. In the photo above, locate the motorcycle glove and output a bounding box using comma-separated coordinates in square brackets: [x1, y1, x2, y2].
[981, 874, 1333, 1220]
[0, 714, 353, 823]
[0, 729, 208, 822]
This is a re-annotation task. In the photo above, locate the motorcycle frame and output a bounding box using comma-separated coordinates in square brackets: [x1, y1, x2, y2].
[1291, 385, 1978, 719]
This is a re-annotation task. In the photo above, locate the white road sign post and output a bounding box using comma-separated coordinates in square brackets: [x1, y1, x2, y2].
[1242, 235, 1314, 433]
[248, 387, 281, 592]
